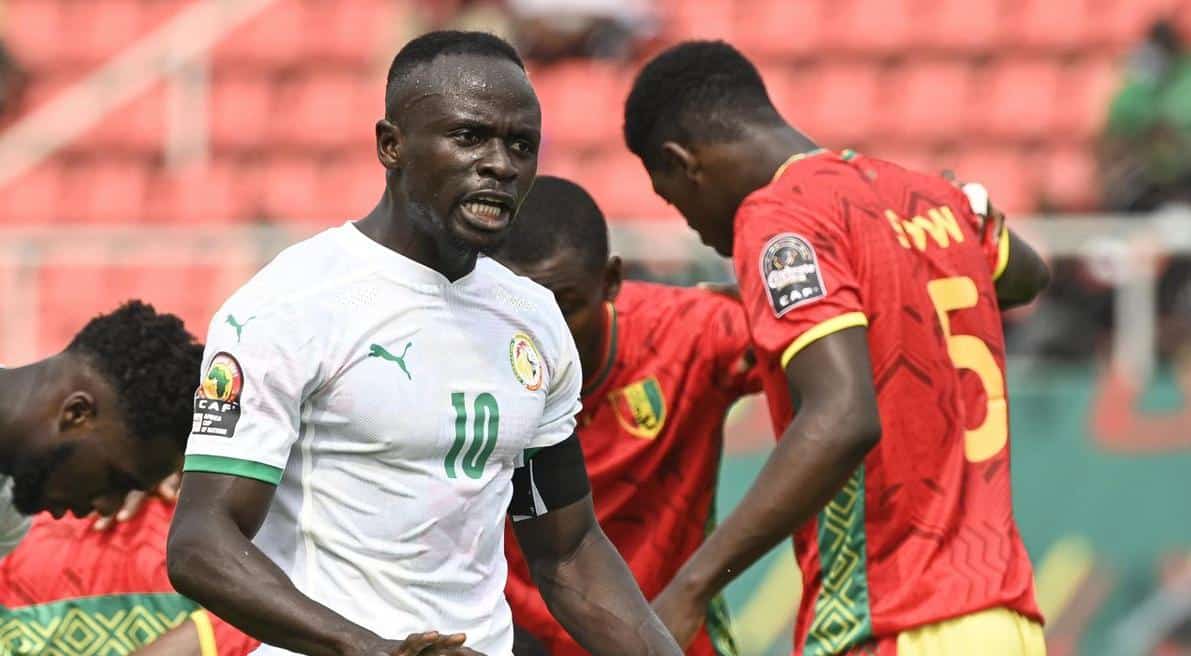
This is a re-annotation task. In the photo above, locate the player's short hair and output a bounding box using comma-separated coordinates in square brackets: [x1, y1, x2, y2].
[494, 175, 609, 275]
[67, 301, 204, 450]
[624, 40, 782, 170]
[385, 30, 525, 118]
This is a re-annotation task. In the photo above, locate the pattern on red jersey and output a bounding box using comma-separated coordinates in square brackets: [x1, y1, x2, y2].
[505, 281, 761, 656]
[733, 150, 1040, 655]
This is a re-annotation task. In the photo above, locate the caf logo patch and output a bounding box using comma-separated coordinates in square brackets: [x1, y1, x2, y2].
[759, 233, 826, 316]
[192, 352, 243, 438]
[509, 332, 544, 392]
[609, 377, 666, 440]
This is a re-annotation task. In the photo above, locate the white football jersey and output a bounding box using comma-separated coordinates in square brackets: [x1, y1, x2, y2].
[0, 475, 30, 558]
[184, 223, 582, 656]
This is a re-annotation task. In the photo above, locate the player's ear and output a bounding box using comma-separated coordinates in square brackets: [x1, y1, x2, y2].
[58, 391, 96, 432]
[603, 255, 623, 303]
[376, 119, 403, 171]
[661, 141, 699, 182]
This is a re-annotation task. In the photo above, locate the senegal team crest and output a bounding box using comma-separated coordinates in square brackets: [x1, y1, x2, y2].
[193, 352, 243, 438]
[509, 332, 544, 391]
[609, 377, 666, 439]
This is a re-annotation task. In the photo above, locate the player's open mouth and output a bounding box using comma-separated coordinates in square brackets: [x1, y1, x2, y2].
[459, 192, 513, 232]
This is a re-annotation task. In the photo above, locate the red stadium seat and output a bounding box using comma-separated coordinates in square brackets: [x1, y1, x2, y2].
[870, 145, 942, 177]
[800, 64, 882, 149]
[736, 0, 828, 59]
[1041, 146, 1098, 211]
[1010, 0, 1097, 52]
[303, 0, 402, 68]
[0, 162, 65, 225]
[758, 63, 813, 127]
[271, 72, 373, 153]
[534, 63, 624, 151]
[834, 0, 917, 56]
[583, 150, 675, 221]
[73, 84, 166, 156]
[1093, 0, 1181, 49]
[1059, 56, 1121, 140]
[210, 74, 274, 153]
[878, 60, 974, 143]
[61, 0, 146, 67]
[915, 0, 1010, 54]
[60, 160, 150, 223]
[660, 0, 737, 43]
[970, 59, 1062, 140]
[3, 0, 65, 71]
[954, 147, 1038, 214]
[211, 0, 307, 71]
[145, 161, 261, 224]
[315, 155, 384, 221]
[261, 156, 322, 221]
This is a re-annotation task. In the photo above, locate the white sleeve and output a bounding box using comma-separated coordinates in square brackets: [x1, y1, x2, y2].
[183, 305, 321, 486]
[0, 477, 30, 557]
[528, 323, 582, 450]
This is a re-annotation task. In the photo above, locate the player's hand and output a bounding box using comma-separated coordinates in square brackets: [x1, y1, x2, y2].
[92, 472, 182, 531]
[651, 583, 705, 649]
[358, 632, 484, 656]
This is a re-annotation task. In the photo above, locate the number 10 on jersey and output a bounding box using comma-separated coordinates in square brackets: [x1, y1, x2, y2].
[446, 392, 500, 479]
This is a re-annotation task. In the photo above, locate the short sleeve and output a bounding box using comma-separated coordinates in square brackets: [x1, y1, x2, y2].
[183, 305, 321, 486]
[530, 325, 582, 451]
[945, 181, 1010, 280]
[697, 291, 764, 397]
[735, 196, 868, 370]
[0, 478, 30, 558]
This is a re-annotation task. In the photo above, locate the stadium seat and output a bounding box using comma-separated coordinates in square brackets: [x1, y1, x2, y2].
[0, 162, 65, 225]
[757, 64, 809, 127]
[57, 160, 150, 223]
[1094, 0, 1182, 48]
[971, 58, 1062, 140]
[799, 64, 882, 148]
[211, 0, 307, 72]
[1042, 145, 1098, 211]
[210, 74, 275, 153]
[736, 0, 827, 59]
[868, 145, 940, 176]
[61, 0, 146, 67]
[73, 84, 166, 156]
[660, 0, 737, 43]
[834, 0, 917, 56]
[877, 60, 974, 143]
[303, 0, 401, 68]
[534, 63, 624, 151]
[315, 155, 384, 221]
[3, 0, 65, 71]
[915, 0, 1009, 54]
[1011, 0, 1097, 52]
[954, 147, 1037, 214]
[1059, 56, 1121, 140]
[583, 150, 676, 221]
[261, 156, 322, 221]
[271, 72, 373, 153]
[145, 161, 260, 224]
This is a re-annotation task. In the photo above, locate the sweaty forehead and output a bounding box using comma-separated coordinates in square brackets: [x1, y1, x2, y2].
[391, 55, 539, 126]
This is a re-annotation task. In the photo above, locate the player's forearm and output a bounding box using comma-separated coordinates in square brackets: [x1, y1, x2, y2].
[673, 405, 880, 605]
[531, 524, 682, 656]
[167, 519, 378, 656]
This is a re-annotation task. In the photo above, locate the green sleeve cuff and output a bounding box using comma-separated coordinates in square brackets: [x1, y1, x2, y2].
[184, 454, 283, 485]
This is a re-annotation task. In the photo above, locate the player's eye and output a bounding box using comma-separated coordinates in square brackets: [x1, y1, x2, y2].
[451, 129, 482, 147]
[509, 138, 536, 156]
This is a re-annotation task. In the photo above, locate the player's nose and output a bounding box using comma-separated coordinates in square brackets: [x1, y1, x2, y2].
[476, 141, 516, 181]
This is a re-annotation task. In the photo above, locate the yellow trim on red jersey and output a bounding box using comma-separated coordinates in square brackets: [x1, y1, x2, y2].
[780, 312, 869, 370]
[771, 148, 828, 183]
[993, 224, 1011, 281]
[190, 609, 218, 656]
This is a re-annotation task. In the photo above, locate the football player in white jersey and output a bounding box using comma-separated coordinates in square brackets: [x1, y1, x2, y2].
[167, 31, 682, 656]
[0, 301, 202, 555]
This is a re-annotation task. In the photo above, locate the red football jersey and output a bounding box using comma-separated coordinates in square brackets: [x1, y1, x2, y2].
[505, 281, 762, 656]
[733, 150, 1040, 655]
[0, 500, 258, 656]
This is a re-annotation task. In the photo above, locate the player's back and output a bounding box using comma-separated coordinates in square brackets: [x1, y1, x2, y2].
[735, 150, 1040, 652]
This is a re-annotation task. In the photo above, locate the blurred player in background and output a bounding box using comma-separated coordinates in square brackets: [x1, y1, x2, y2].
[167, 31, 681, 656]
[493, 176, 761, 656]
[623, 41, 1051, 655]
[0, 301, 202, 557]
[0, 496, 258, 656]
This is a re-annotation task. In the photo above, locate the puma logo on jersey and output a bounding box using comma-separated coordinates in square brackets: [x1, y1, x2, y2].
[226, 314, 257, 343]
[370, 343, 413, 381]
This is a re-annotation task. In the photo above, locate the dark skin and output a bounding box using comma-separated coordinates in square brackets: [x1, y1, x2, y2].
[169, 53, 680, 656]
[640, 120, 1050, 646]
[0, 354, 174, 519]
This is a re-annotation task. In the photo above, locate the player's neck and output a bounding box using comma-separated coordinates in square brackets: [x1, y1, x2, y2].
[0, 363, 50, 472]
[736, 125, 820, 192]
[357, 193, 478, 282]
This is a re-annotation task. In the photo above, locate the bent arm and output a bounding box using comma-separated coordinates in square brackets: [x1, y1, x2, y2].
[167, 472, 382, 656]
[663, 327, 881, 605]
[995, 228, 1051, 309]
[510, 437, 681, 656]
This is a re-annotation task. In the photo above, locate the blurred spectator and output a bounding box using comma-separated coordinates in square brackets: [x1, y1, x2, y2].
[0, 38, 26, 122]
[1101, 20, 1191, 212]
[509, 0, 657, 62]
